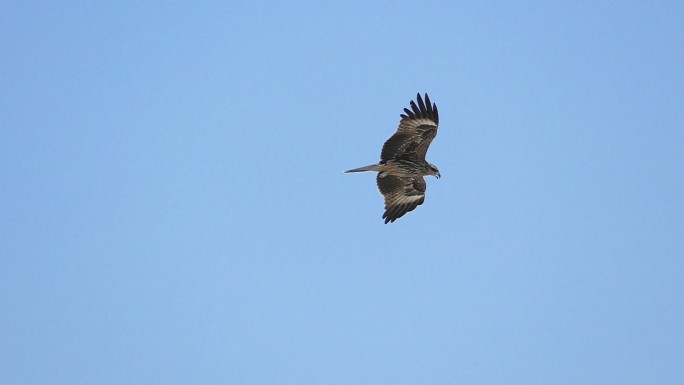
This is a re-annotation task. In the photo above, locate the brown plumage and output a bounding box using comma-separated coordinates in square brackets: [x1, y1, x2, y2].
[344, 93, 441, 223]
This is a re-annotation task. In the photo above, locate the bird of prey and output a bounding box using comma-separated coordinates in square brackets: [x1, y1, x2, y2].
[344, 93, 440, 224]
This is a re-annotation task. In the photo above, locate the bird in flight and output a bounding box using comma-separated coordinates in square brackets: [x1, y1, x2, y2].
[344, 93, 440, 224]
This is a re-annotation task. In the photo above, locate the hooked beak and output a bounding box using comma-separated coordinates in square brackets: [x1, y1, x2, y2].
[436, 172, 441, 179]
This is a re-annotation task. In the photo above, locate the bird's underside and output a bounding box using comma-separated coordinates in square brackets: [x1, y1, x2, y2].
[344, 93, 440, 224]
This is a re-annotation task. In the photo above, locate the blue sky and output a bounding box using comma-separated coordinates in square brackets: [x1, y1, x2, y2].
[2, 1, 683, 384]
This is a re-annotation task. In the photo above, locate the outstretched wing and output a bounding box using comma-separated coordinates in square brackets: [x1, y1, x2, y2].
[380, 93, 439, 162]
[377, 174, 427, 224]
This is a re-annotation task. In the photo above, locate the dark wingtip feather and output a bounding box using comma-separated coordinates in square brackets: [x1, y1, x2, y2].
[400, 93, 438, 125]
[410, 100, 420, 116]
[382, 201, 421, 224]
[422, 93, 439, 125]
[384, 212, 399, 224]
[417, 93, 427, 115]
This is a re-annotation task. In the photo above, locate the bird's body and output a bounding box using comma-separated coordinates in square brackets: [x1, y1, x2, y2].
[344, 93, 441, 224]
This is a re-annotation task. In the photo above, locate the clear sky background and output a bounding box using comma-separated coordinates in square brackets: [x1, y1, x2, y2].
[2, 1, 683, 384]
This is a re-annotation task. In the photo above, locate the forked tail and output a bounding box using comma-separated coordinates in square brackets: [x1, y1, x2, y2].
[343, 164, 382, 173]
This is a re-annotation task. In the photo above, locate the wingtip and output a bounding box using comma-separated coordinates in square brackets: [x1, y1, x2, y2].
[417, 92, 438, 125]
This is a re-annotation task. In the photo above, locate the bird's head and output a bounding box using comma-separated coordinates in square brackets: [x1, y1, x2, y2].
[428, 163, 441, 179]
